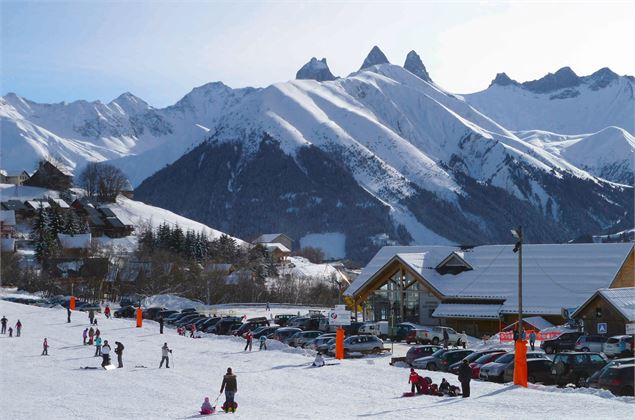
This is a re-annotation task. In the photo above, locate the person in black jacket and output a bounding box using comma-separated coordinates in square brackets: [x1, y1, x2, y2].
[114, 341, 124, 368]
[458, 359, 471, 398]
[443, 328, 450, 349]
[159, 317, 164, 334]
[67, 307, 71, 323]
[220, 367, 238, 412]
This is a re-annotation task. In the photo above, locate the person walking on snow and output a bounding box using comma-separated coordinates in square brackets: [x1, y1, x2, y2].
[458, 359, 472, 398]
[104, 305, 111, 319]
[114, 341, 124, 368]
[243, 330, 253, 352]
[42, 338, 49, 356]
[529, 331, 537, 351]
[266, 302, 270, 311]
[82, 328, 88, 345]
[259, 334, 267, 351]
[88, 309, 95, 325]
[101, 340, 111, 369]
[443, 328, 449, 349]
[408, 368, 420, 393]
[159, 317, 164, 334]
[200, 397, 213, 415]
[88, 327, 95, 345]
[220, 367, 237, 413]
[15, 320, 22, 337]
[1, 316, 7, 334]
[94, 336, 102, 357]
[159, 343, 172, 368]
[67, 307, 71, 323]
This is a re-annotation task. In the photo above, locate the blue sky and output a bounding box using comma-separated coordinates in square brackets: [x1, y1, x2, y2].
[2, 1, 634, 107]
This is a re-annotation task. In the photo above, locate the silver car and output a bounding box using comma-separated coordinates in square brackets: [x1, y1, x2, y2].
[574, 335, 608, 353]
[306, 333, 337, 350]
[286, 330, 322, 348]
[480, 351, 547, 382]
[328, 335, 384, 355]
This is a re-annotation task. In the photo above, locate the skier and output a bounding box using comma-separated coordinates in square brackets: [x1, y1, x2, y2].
[104, 305, 111, 319]
[1, 315, 7, 334]
[159, 317, 164, 334]
[159, 343, 172, 368]
[200, 397, 213, 415]
[313, 352, 325, 367]
[114, 341, 124, 368]
[443, 328, 449, 349]
[458, 359, 472, 398]
[243, 330, 253, 352]
[82, 328, 88, 345]
[88, 326, 95, 345]
[220, 367, 237, 413]
[89, 309, 95, 325]
[259, 334, 267, 351]
[529, 330, 537, 351]
[67, 307, 71, 323]
[15, 320, 22, 337]
[101, 340, 112, 369]
[42, 338, 49, 356]
[408, 368, 419, 393]
[94, 336, 102, 357]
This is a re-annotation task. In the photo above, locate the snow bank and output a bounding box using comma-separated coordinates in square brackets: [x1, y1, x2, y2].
[141, 294, 205, 311]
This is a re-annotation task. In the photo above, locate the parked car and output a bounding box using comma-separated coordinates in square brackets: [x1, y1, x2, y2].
[587, 357, 634, 388]
[228, 323, 243, 336]
[358, 321, 389, 339]
[272, 327, 303, 342]
[199, 317, 222, 332]
[274, 314, 296, 327]
[317, 338, 336, 353]
[181, 308, 197, 313]
[405, 345, 443, 366]
[603, 335, 634, 358]
[438, 349, 473, 371]
[597, 363, 635, 396]
[574, 334, 608, 353]
[446, 349, 505, 376]
[177, 314, 205, 328]
[234, 318, 270, 337]
[552, 352, 608, 387]
[114, 306, 136, 318]
[480, 352, 548, 382]
[465, 351, 507, 378]
[342, 321, 365, 336]
[504, 359, 555, 384]
[327, 335, 384, 355]
[252, 326, 280, 339]
[306, 333, 337, 351]
[286, 330, 323, 347]
[212, 317, 243, 335]
[540, 331, 583, 354]
[142, 307, 166, 320]
[166, 312, 194, 324]
[418, 326, 467, 347]
[157, 310, 178, 319]
[405, 328, 430, 345]
[392, 323, 426, 342]
[412, 348, 450, 371]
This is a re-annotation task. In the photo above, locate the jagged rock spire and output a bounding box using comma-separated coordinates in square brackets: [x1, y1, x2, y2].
[403, 51, 431, 82]
[360, 46, 389, 70]
[295, 57, 336, 82]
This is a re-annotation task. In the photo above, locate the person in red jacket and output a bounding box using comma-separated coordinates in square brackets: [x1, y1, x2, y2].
[243, 330, 253, 352]
[104, 305, 111, 319]
[408, 368, 419, 393]
[41, 338, 49, 356]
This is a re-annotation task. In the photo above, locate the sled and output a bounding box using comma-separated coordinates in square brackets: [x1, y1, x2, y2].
[104, 364, 116, 370]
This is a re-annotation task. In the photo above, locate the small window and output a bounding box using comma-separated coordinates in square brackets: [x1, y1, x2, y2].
[595, 307, 602, 318]
[590, 355, 605, 364]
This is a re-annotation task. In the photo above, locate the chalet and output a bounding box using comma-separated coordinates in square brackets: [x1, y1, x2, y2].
[253, 233, 293, 251]
[0, 170, 31, 186]
[571, 288, 635, 337]
[344, 243, 634, 337]
[24, 161, 72, 191]
[49, 198, 71, 210]
[57, 233, 92, 258]
[0, 210, 16, 252]
[263, 242, 291, 262]
[99, 207, 134, 238]
[72, 198, 106, 235]
[1, 200, 29, 221]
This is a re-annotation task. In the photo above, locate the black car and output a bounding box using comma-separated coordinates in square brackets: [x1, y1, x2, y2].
[175, 314, 204, 328]
[199, 317, 222, 332]
[253, 326, 280, 339]
[438, 349, 473, 372]
[234, 319, 270, 336]
[391, 323, 422, 342]
[274, 314, 296, 327]
[211, 317, 243, 335]
[166, 312, 194, 324]
[504, 359, 555, 384]
[272, 327, 303, 342]
[406, 345, 443, 366]
[540, 331, 584, 354]
[342, 321, 364, 336]
[157, 310, 178, 319]
[587, 357, 634, 388]
[114, 306, 136, 318]
[597, 364, 635, 396]
[552, 352, 608, 387]
[142, 307, 166, 320]
[181, 308, 197, 313]
[447, 349, 506, 375]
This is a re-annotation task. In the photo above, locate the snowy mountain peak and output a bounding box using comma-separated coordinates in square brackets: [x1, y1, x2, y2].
[110, 92, 151, 114]
[522, 66, 580, 93]
[295, 57, 336, 82]
[360, 46, 389, 70]
[490, 72, 519, 87]
[403, 50, 431, 82]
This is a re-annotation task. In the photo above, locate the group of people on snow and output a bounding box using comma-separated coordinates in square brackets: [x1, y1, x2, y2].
[408, 368, 463, 397]
[1, 316, 21, 337]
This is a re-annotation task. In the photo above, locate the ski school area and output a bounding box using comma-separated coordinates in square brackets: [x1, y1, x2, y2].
[1, 300, 633, 419]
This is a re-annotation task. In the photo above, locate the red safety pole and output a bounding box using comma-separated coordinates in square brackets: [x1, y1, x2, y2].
[69, 296, 76, 310]
[136, 307, 143, 328]
[335, 327, 345, 360]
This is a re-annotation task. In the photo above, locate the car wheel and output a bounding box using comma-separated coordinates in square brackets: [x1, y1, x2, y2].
[528, 375, 536, 383]
[545, 345, 554, 354]
[432, 337, 439, 345]
[582, 347, 590, 352]
[428, 362, 437, 371]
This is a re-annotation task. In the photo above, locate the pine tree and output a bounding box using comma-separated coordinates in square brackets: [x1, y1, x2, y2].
[170, 225, 184, 254]
[63, 212, 81, 235]
[48, 207, 64, 237]
[32, 204, 54, 263]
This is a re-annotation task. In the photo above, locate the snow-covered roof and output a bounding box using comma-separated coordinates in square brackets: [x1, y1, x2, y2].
[503, 316, 555, 331]
[50, 198, 70, 209]
[0, 210, 16, 225]
[264, 242, 291, 253]
[433, 304, 502, 319]
[345, 243, 633, 316]
[255, 233, 291, 244]
[57, 233, 92, 249]
[572, 287, 635, 321]
[26, 200, 50, 209]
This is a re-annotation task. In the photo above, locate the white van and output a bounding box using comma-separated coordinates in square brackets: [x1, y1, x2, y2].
[359, 321, 389, 338]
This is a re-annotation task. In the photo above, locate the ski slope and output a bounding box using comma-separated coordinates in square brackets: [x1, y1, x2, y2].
[1, 300, 633, 419]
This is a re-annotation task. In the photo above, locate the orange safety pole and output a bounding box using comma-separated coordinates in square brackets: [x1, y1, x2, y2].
[513, 338, 528, 387]
[69, 296, 76, 310]
[136, 307, 143, 328]
[335, 327, 345, 360]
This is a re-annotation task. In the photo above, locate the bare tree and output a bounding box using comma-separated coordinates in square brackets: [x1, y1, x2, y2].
[77, 162, 100, 198]
[77, 162, 129, 202]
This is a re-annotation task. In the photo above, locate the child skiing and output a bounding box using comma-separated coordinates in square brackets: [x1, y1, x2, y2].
[220, 367, 237, 413]
[94, 336, 102, 357]
[15, 320, 22, 337]
[259, 334, 267, 351]
[42, 338, 49, 356]
[101, 340, 112, 369]
[200, 397, 214, 415]
[190, 323, 197, 338]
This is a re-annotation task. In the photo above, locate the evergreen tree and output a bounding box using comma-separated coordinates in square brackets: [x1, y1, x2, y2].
[32, 204, 55, 263]
[47, 207, 64, 237]
[63, 212, 82, 235]
[170, 225, 184, 254]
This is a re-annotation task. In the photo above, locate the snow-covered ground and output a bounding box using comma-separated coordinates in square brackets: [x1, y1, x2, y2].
[1, 300, 633, 419]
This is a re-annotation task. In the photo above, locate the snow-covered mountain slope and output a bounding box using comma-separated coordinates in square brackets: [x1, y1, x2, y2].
[518, 127, 635, 184]
[464, 68, 635, 135]
[136, 52, 633, 262]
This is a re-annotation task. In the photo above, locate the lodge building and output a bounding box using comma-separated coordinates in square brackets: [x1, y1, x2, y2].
[344, 243, 634, 337]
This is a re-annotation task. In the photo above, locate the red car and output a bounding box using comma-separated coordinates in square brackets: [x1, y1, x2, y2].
[470, 352, 506, 379]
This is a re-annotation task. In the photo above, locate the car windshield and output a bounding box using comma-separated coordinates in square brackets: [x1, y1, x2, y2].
[431, 349, 446, 357]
